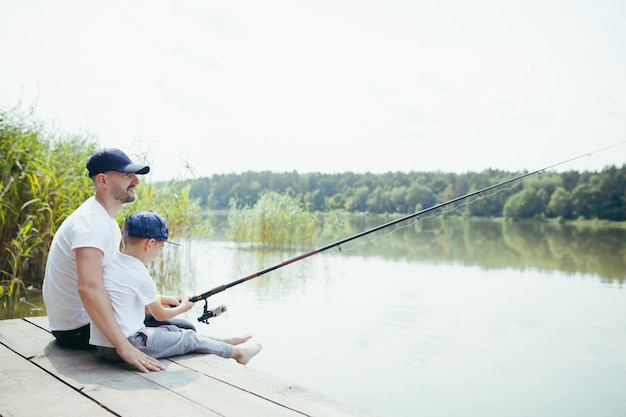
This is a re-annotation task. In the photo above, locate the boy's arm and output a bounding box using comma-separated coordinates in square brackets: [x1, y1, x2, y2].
[147, 296, 194, 321]
[76, 247, 164, 372]
[159, 295, 182, 307]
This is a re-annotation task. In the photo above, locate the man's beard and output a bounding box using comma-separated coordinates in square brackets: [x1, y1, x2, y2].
[111, 183, 136, 203]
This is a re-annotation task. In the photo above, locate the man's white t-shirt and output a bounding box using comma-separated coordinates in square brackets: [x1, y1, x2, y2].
[42, 196, 121, 331]
[89, 252, 157, 348]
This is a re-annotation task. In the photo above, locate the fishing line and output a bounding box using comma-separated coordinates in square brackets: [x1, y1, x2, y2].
[338, 180, 525, 252]
[354, 139, 626, 247]
[189, 140, 625, 323]
[329, 139, 626, 252]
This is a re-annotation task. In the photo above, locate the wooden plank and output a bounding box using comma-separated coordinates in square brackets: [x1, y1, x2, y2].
[0, 318, 56, 359]
[32, 345, 303, 417]
[138, 360, 304, 417]
[1, 319, 305, 416]
[2, 318, 385, 417]
[24, 315, 50, 330]
[24, 317, 380, 416]
[171, 354, 385, 417]
[31, 344, 226, 417]
[0, 342, 113, 417]
[0, 320, 221, 416]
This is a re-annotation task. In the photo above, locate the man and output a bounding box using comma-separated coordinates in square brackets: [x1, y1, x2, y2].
[43, 148, 164, 372]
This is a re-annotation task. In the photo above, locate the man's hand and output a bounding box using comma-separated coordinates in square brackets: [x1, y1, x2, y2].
[117, 341, 165, 373]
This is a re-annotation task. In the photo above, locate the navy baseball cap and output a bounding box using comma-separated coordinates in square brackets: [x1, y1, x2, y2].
[86, 148, 150, 178]
[123, 211, 180, 246]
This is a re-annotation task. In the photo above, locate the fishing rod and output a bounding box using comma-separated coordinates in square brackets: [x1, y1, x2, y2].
[189, 142, 625, 324]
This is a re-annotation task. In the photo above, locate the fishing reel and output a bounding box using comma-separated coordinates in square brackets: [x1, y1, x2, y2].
[197, 301, 227, 325]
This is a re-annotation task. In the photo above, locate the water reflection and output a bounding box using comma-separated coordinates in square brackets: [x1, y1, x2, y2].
[331, 217, 626, 281]
[205, 215, 626, 281]
[147, 216, 626, 301]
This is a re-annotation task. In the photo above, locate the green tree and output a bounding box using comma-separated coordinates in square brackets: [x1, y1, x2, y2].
[344, 185, 369, 212]
[390, 186, 408, 213]
[184, 165, 625, 222]
[406, 183, 437, 213]
[571, 176, 602, 219]
[503, 188, 545, 220]
[547, 186, 573, 219]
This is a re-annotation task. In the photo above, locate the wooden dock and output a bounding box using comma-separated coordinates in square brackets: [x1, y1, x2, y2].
[0, 317, 384, 417]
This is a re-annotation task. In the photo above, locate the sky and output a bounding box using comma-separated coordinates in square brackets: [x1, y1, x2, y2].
[1, 0, 625, 181]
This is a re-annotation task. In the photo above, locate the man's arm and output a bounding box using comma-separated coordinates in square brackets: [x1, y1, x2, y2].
[75, 247, 165, 372]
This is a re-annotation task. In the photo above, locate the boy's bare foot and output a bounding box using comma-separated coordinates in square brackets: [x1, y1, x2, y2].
[219, 333, 252, 345]
[232, 342, 263, 365]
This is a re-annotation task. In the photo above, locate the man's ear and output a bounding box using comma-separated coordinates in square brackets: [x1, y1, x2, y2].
[94, 173, 107, 186]
[145, 238, 156, 250]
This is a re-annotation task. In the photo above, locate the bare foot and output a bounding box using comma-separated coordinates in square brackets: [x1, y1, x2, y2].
[232, 342, 263, 365]
[219, 333, 252, 346]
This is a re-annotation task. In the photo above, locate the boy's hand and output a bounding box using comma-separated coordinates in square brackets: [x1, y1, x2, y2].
[180, 297, 194, 313]
[160, 295, 183, 307]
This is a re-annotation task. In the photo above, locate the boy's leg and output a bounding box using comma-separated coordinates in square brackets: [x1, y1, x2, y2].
[128, 325, 234, 359]
[230, 342, 263, 365]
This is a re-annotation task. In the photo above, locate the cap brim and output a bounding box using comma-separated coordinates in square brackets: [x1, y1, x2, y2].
[120, 164, 150, 175]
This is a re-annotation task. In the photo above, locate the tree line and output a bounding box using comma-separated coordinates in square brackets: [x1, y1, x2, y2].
[182, 166, 626, 221]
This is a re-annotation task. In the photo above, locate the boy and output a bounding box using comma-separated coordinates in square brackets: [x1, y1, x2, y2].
[90, 210, 262, 365]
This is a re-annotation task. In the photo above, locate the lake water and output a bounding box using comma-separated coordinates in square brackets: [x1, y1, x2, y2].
[158, 218, 626, 417]
[13, 218, 626, 416]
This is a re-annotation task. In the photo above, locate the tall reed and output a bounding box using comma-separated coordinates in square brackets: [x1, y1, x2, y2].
[226, 191, 349, 247]
[1, 109, 96, 311]
[0, 108, 210, 316]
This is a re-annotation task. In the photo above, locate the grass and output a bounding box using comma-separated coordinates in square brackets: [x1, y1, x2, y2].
[226, 191, 350, 247]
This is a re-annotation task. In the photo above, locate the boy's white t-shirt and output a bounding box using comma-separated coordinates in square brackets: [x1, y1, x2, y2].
[42, 196, 121, 331]
[89, 252, 157, 348]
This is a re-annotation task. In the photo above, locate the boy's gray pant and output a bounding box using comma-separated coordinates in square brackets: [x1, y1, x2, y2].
[96, 325, 233, 361]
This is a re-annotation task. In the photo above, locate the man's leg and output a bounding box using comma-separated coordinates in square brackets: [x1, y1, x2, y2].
[51, 324, 93, 349]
